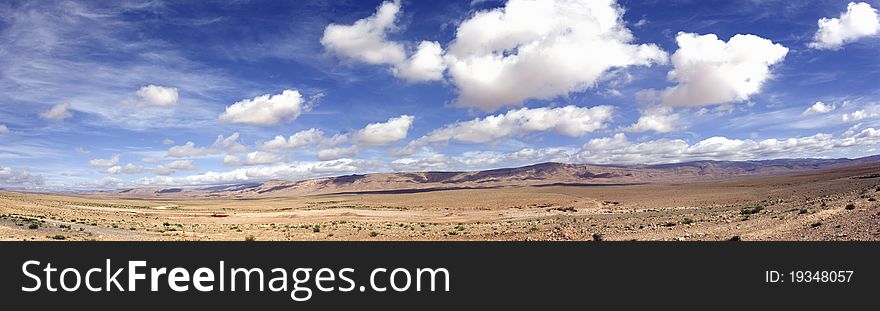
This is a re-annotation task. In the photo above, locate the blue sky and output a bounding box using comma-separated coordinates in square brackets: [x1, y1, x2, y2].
[1, 0, 880, 190]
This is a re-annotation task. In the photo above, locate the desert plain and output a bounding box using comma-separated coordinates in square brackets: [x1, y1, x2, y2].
[2, 160, 880, 241]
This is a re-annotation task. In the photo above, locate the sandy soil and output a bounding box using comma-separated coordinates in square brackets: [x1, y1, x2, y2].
[2, 163, 879, 241]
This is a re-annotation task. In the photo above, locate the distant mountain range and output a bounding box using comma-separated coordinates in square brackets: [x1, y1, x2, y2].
[87, 155, 880, 199]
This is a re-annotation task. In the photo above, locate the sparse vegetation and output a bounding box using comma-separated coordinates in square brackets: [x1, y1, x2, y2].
[369, 231, 379, 237]
[28, 223, 39, 230]
[245, 235, 256, 241]
[592, 233, 604, 241]
[846, 203, 856, 210]
[681, 218, 694, 225]
[740, 205, 764, 215]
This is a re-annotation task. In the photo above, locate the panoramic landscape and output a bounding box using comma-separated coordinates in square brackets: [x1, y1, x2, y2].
[3, 156, 880, 241]
[2, 0, 880, 241]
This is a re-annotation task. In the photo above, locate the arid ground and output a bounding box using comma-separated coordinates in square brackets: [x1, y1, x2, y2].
[2, 162, 880, 241]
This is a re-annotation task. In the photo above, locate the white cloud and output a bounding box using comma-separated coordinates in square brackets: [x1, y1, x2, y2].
[154, 159, 197, 175]
[842, 109, 878, 122]
[219, 89, 308, 126]
[39, 103, 73, 121]
[89, 154, 120, 167]
[223, 155, 241, 166]
[624, 107, 681, 133]
[661, 32, 788, 107]
[353, 115, 414, 147]
[211, 132, 248, 154]
[392, 147, 576, 171]
[129, 85, 179, 107]
[574, 132, 862, 165]
[167, 133, 247, 158]
[141, 157, 160, 164]
[809, 2, 880, 50]
[390, 153, 453, 171]
[0, 1, 238, 132]
[162, 138, 174, 145]
[803, 101, 836, 115]
[132, 159, 382, 187]
[106, 163, 144, 175]
[167, 141, 212, 158]
[0, 166, 44, 188]
[321, 0, 406, 66]
[844, 123, 863, 137]
[0, 124, 8, 134]
[320, 1, 446, 83]
[392, 41, 446, 82]
[317, 146, 359, 161]
[397, 105, 613, 155]
[444, 0, 667, 111]
[260, 128, 327, 150]
[241, 151, 284, 166]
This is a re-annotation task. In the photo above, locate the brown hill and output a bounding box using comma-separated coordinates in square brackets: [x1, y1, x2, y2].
[87, 156, 880, 199]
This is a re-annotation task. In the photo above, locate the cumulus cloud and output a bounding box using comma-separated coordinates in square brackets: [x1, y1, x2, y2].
[803, 101, 836, 115]
[392, 41, 446, 82]
[219, 89, 308, 126]
[574, 132, 862, 165]
[211, 132, 248, 154]
[320, 1, 444, 83]
[167, 142, 212, 158]
[128, 85, 179, 107]
[353, 115, 414, 147]
[154, 160, 197, 175]
[0, 124, 8, 134]
[842, 109, 878, 122]
[392, 147, 576, 171]
[390, 154, 453, 171]
[89, 154, 120, 167]
[624, 107, 681, 133]
[396, 105, 613, 155]
[321, 0, 406, 66]
[167, 133, 247, 158]
[260, 128, 327, 150]
[141, 156, 159, 164]
[105, 163, 144, 175]
[165, 160, 196, 170]
[444, 0, 667, 111]
[162, 138, 174, 145]
[0, 166, 45, 188]
[809, 2, 880, 50]
[132, 159, 382, 187]
[39, 103, 73, 121]
[317, 146, 359, 161]
[241, 151, 285, 166]
[660, 32, 788, 107]
[223, 155, 241, 166]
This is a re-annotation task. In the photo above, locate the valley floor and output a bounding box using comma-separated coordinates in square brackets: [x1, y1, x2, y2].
[2, 163, 880, 241]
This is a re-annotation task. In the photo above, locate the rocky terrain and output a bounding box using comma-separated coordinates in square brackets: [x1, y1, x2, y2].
[1, 156, 879, 241]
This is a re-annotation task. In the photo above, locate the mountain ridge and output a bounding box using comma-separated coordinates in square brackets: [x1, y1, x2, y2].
[84, 155, 880, 199]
